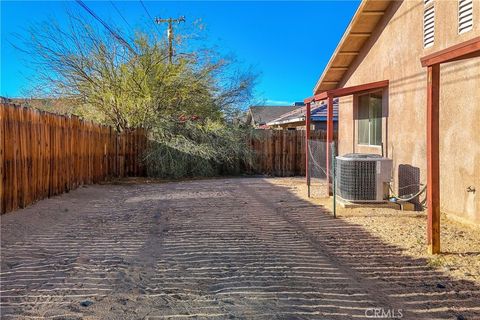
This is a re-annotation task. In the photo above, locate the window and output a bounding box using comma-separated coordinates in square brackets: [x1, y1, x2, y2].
[459, 0, 473, 34]
[358, 91, 382, 146]
[424, 1, 435, 48]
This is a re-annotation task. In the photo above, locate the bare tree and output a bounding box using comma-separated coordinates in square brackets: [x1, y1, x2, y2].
[14, 10, 256, 132]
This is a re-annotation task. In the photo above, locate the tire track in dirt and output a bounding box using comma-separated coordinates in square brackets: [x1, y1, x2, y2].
[238, 179, 480, 320]
[1, 178, 479, 319]
[141, 179, 399, 319]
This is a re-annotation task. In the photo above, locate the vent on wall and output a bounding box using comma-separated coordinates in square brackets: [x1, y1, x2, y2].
[424, 5, 435, 48]
[459, 0, 474, 34]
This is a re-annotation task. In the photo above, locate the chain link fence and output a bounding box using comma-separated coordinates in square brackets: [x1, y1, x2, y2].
[306, 140, 336, 199]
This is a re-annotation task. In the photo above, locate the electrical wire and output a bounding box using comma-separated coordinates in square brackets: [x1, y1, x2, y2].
[110, 1, 132, 30]
[75, 0, 136, 55]
[139, 0, 161, 35]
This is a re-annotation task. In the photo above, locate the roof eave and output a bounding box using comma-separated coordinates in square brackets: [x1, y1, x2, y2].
[267, 116, 306, 126]
[313, 1, 369, 94]
[313, 0, 391, 94]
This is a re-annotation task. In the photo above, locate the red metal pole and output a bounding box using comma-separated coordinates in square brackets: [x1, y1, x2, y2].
[305, 102, 311, 196]
[326, 94, 334, 195]
[427, 64, 440, 254]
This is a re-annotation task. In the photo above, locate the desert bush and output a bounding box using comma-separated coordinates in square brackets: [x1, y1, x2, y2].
[145, 118, 256, 178]
[17, 9, 257, 178]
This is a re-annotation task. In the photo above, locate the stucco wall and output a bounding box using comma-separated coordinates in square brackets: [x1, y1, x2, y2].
[336, 0, 480, 223]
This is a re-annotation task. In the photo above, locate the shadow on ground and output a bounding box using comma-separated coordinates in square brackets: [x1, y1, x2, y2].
[0, 177, 479, 319]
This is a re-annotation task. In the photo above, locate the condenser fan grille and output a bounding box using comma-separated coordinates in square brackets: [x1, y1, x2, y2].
[337, 159, 377, 200]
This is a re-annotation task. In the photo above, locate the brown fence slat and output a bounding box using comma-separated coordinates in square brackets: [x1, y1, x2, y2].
[2, 102, 337, 214]
[1, 103, 147, 214]
[248, 129, 336, 176]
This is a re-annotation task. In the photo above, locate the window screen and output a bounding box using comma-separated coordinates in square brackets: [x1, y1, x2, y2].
[357, 92, 383, 146]
[370, 94, 382, 146]
[358, 95, 370, 145]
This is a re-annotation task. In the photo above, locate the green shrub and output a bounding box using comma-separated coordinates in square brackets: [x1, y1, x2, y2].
[145, 118, 256, 178]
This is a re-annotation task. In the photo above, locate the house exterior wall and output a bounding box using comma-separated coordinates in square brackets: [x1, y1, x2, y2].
[336, 0, 480, 223]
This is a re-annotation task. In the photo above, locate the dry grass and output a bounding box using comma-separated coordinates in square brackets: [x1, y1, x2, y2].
[268, 177, 480, 286]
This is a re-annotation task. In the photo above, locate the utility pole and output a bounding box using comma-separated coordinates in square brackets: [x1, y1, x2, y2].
[155, 16, 185, 63]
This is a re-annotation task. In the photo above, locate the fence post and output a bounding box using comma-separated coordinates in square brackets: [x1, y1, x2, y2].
[332, 142, 336, 218]
[305, 102, 311, 197]
[0, 105, 4, 214]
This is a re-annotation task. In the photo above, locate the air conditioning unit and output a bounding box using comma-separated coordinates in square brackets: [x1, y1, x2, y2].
[336, 153, 393, 202]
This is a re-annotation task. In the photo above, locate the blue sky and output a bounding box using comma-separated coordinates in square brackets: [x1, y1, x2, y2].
[1, 1, 359, 106]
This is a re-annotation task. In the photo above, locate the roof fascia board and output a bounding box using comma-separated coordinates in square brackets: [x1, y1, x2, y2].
[267, 116, 305, 126]
[329, 80, 389, 97]
[268, 116, 338, 126]
[305, 80, 389, 103]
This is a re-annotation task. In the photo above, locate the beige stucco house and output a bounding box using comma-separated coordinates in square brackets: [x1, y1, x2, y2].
[313, 0, 479, 224]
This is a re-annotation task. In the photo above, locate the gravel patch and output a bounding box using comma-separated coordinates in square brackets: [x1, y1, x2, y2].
[269, 177, 480, 286]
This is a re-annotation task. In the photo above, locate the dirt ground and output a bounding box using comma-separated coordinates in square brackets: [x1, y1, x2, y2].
[269, 177, 480, 287]
[1, 177, 480, 319]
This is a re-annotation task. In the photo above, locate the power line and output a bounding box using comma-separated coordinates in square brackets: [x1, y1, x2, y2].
[75, 0, 136, 55]
[139, 0, 161, 35]
[155, 16, 185, 63]
[110, 1, 132, 30]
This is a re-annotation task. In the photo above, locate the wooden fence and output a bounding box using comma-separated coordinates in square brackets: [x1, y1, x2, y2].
[1, 103, 335, 213]
[0, 103, 147, 214]
[249, 130, 336, 176]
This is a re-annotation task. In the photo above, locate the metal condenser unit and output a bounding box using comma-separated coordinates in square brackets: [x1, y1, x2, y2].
[336, 153, 393, 202]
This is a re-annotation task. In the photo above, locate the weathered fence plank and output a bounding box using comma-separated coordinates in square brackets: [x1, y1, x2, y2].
[249, 130, 336, 176]
[1, 103, 147, 214]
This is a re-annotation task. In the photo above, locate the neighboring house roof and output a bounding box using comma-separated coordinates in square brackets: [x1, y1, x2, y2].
[267, 100, 339, 126]
[0, 97, 78, 115]
[314, 0, 392, 94]
[247, 106, 300, 126]
[0, 96, 12, 103]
